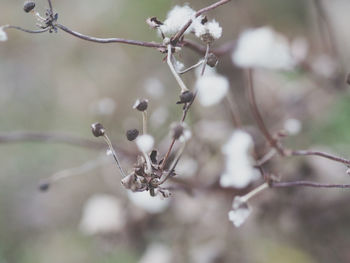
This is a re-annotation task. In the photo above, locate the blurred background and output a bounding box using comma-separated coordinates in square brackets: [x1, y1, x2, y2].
[1, 0, 350, 262]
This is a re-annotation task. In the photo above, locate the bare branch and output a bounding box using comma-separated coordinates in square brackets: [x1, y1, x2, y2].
[56, 24, 165, 49]
[245, 69, 284, 155]
[0, 131, 133, 158]
[290, 150, 350, 166]
[3, 25, 50, 34]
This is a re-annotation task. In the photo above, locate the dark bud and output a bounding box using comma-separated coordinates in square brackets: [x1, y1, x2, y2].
[207, 53, 218, 67]
[150, 150, 158, 164]
[126, 129, 139, 141]
[39, 181, 50, 192]
[201, 16, 208, 25]
[91, 122, 105, 137]
[176, 91, 194, 104]
[133, 99, 148, 111]
[171, 123, 184, 140]
[346, 73, 350, 85]
[23, 1, 36, 13]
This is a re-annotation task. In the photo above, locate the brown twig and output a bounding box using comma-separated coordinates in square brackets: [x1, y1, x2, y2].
[290, 150, 350, 166]
[160, 92, 197, 171]
[56, 24, 165, 49]
[3, 25, 50, 34]
[245, 69, 284, 155]
[171, 0, 232, 45]
[181, 39, 235, 56]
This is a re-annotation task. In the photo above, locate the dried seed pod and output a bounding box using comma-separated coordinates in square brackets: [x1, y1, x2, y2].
[23, 1, 36, 13]
[126, 129, 139, 141]
[91, 122, 105, 137]
[133, 99, 149, 111]
[207, 53, 218, 67]
[39, 181, 50, 192]
[176, 91, 194, 104]
[171, 123, 184, 140]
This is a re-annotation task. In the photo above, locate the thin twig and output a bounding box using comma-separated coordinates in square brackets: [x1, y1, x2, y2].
[181, 39, 236, 56]
[167, 44, 188, 93]
[245, 69, 284, 155]
[3, 25, 50, 34]
[271, 180, 350, 189]
[56, 24, 165, 49]
[178, 60, 204, 74]
[103, 134, 127, 178]
[171, 0, 232, 45]
[0, 131, 134, 157]
[200, 43, 210, 76]
[47, 0, 53, 14]
[290, 150, 350, 166]
[160, 92, 197, 171]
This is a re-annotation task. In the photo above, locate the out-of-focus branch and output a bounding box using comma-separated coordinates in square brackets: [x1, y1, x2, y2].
[245, 69, 284, 155]
[290, 150, 350, 166]
[0, 131, 133, 157]
[271, 180, 350, 189]
[181, 39, 236, 56]
[171, 0, 232, 45]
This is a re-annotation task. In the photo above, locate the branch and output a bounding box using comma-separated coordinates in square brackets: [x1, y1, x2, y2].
[0, 131, 132, 157]
[56, 24, 165, 49]
[271, 180, 350, 189]
[3, 25, 50, 34]
[245, 69, 284, 155]
[171, 0, 232, 45]
[290, 150, 350, 166]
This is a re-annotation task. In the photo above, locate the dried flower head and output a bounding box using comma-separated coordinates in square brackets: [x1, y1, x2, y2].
[171, 123, 184, 140]
[23, 1, 36, 13]
[207, 53, 218, 67]
[38, 180, 50, 192]
[126, 129, 139, 141]
[146, 17, 163, 29]
[91, 122, 105, 137]
[133, 99, 149, 112]
[176, 91, 194, 105]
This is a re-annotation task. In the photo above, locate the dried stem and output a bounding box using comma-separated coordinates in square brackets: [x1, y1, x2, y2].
[245, 69, 284, 155]
[3, 25, 50, 34]
[167, 44, 188, 93]
[290, 150, 350, 166]
[240, 182, 268, 203]
[200, 43, 210, 76]
[178, 60, 204, 75]
[142, 111, 148, 135]
[181, 39, 236, 57]
[56, 24, 165, 49]
[102, 134, 127, 178]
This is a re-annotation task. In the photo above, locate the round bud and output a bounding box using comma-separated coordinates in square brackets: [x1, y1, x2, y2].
[133, 99, 148, 112]
[171, 123, 184, 140]
[207, 53, 218, 67]
[126, 129, 139, 141]
[39, 181, 50, 192]
[23, 1, 36, 13]
[177, 91, 194, 104]
[91, 122, 105, 137]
